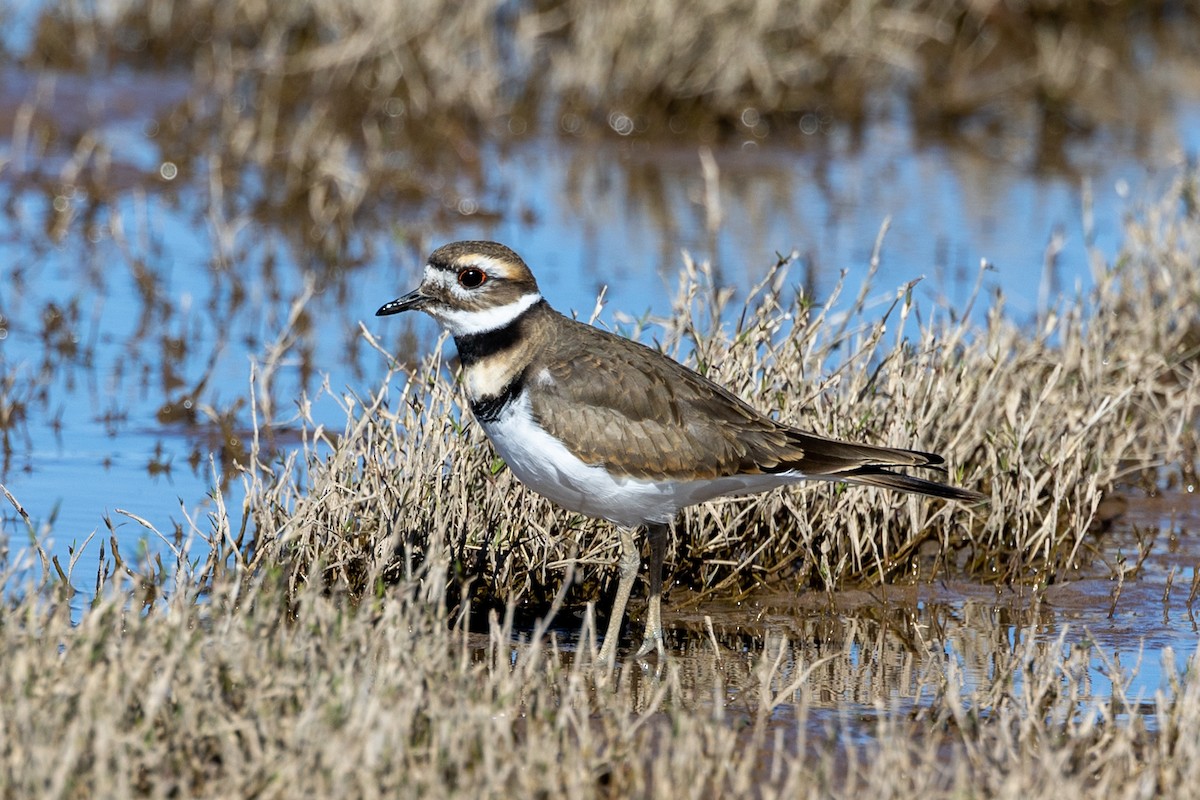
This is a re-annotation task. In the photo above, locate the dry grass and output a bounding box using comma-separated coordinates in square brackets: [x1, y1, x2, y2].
[203, 172, 1200, 622]
[3, 519, 1200, 798]
[3, 124, 1199, 800]
[3, 3, 1200, 794]
[4, 157, 1196, 800]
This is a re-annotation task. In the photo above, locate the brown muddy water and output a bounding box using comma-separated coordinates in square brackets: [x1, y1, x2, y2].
[1, 9, 1199, 726]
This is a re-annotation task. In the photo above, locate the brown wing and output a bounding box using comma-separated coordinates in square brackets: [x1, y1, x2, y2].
[527, 319, 787, 479]
[525, 315, 981, 502]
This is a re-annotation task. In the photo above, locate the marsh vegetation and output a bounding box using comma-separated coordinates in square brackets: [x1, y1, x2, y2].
[2, 0, 1200, 796]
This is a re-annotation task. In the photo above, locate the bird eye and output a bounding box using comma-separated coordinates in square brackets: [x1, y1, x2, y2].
[458, 268, 487, 288]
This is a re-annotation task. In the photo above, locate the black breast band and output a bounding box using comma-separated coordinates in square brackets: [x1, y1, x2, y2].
[470, 374, 525, 423]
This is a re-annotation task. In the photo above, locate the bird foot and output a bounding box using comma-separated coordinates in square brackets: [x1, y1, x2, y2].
[633, 630, 666, 660]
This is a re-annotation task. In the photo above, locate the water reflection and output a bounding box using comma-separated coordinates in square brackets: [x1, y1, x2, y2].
[554, 582, 1185, 733]
[465, 493, 1192, 726]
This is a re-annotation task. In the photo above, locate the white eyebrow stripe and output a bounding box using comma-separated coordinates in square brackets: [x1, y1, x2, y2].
[433, 292, 543, 336]
[470, 255, 512, 275]
[430, 255, 517, 280]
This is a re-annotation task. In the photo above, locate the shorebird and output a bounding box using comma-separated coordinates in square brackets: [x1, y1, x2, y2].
[376, 241, 984, 664]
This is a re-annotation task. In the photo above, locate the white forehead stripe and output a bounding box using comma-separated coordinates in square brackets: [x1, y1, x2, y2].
[423, 263, 453, 290]
[433, 291, 543, 336]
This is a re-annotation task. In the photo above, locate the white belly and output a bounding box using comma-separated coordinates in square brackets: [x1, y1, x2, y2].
[479, 392, 804, 528]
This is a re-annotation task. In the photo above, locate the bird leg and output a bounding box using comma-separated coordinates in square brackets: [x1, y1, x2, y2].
[634, 522, 669, 659]
[598, 527, 640, 666]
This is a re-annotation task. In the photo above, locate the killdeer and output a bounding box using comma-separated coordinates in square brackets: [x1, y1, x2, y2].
[377, 241, 984, 665]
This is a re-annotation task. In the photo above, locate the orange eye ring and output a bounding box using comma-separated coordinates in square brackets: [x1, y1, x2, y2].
[458, 268, 487, 288]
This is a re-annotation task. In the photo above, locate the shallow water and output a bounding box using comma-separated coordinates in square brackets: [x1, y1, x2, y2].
[2, 66, 1196, 578]
[517, 494, 1199, 734]
[1, 10, 1199, 722]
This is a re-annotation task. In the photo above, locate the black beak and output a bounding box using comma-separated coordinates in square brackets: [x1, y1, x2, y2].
[375, 288, 426, 316]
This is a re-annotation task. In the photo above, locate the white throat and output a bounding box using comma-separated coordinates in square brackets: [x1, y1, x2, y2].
[432, 291, 543, 337]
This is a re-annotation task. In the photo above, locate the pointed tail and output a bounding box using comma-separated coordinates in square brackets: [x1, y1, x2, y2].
[838, 465, 988, 503]
[773, 431, 987, 503]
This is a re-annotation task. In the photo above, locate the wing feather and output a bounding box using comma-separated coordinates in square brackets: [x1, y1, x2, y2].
[524, 316, 959, 485]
